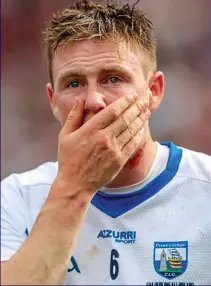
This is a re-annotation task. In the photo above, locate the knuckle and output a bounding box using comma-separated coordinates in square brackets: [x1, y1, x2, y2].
[125, 94, 133, 104]
[120, 114, 130, 127]
[127, 124, 134, 135]
[97, 132, 111, 148]
[83, 125, 95, 136]
[108, 107, 119, 120]
[115, 155, 123, 169]
[144, 108, 151, 119]
[136, 117, 143, 129]
[131, 135, 140, 149]
[136, 100, 144, 111]
[109, 149, 122, 165]
[140, 109, 151, 121]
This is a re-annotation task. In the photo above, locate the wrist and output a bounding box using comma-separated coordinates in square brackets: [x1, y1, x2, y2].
[39, 178, 94, 233]
[48, 175, 95, 204]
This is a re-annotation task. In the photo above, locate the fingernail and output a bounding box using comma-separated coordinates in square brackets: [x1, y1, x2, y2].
[73, 99, 78, 110]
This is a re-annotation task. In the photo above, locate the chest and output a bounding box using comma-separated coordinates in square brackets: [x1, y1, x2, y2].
[63, 203, 211, 285]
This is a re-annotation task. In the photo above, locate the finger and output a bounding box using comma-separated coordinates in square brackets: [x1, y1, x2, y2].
[107, 98, 149, 138]
[121, 128, 145, 160]
[117, 108, 151, 149]
[145, 88, 152, 101]
[61, 97, 85, 135]
[86, 93, 138, 130]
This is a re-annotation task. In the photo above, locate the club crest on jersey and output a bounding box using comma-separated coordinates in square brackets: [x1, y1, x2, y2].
[97, 229, 136, 244]
[153, 241, 188, 280]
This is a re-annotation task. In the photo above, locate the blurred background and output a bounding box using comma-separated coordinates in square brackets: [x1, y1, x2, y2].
[1, 0, 211, 179]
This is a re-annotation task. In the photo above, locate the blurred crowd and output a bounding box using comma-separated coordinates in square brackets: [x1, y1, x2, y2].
[2, 0, 211, 179]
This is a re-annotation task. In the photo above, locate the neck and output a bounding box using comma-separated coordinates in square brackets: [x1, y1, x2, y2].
[105, 134, 157, 188]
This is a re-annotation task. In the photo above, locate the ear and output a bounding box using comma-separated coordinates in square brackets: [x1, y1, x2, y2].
[46, 83, 61, 121]
[148, 71, 164, 112]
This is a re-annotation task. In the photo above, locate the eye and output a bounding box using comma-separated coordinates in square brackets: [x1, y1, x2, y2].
[108, 77, 120, 84]
[66, 80, 80, 88]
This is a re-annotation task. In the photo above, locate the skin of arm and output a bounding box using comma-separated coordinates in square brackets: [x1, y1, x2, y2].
[1, 94, 150, 285]
[2, 181, 94, 285]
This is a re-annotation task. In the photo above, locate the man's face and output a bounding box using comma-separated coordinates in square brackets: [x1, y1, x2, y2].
[47, 39, 162, 126]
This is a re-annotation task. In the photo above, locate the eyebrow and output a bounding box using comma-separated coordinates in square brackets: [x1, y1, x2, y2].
[55, 65, 132, 89]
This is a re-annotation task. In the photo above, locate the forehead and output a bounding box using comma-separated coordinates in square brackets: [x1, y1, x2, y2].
[52, 39, 144, 79]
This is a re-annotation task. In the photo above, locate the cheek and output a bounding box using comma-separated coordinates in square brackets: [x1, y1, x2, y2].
[57, 95, 76, 125]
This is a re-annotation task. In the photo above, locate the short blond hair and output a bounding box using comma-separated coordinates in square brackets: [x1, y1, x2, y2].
[43, 1, 157, 87]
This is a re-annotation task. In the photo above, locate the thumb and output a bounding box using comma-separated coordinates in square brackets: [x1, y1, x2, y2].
[62, 97, 85, 135]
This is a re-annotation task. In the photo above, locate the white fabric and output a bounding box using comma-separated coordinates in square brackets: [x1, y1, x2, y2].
[101, 142, 169, 194]
[1, 144, 211, 285]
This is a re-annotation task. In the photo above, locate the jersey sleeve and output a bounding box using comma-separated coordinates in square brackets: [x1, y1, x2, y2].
[1, 174, 28, 262]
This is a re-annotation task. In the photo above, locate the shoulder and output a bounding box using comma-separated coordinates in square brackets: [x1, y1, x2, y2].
[178, 146, 211, 184]
[1, 161, 58, 202]
[2, 161, 58, 187]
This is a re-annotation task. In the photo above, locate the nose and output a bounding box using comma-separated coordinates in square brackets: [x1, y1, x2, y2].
[84, 88, 107, 113]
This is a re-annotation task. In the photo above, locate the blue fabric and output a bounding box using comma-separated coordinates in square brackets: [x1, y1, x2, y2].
[91, 142, 182, 218]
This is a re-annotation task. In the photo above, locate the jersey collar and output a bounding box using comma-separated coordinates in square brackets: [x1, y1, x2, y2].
[91, 142, 182, 218]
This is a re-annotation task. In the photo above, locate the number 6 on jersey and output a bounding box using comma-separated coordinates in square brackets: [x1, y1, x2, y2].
[110, 249, 119, 280]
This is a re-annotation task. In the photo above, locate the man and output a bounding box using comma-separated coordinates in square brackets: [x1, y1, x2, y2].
[1, 1, 211, 285]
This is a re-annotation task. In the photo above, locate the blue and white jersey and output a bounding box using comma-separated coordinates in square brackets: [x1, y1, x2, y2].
[1, 142, 211, 285]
